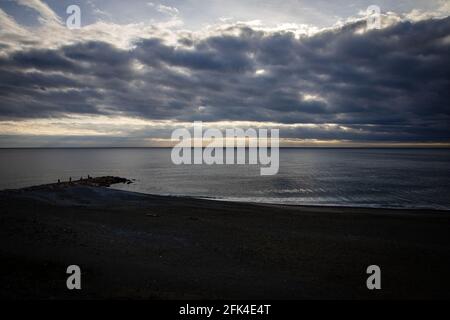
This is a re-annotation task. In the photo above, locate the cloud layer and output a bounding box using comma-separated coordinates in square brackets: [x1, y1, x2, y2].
[0, 1, 449, 145]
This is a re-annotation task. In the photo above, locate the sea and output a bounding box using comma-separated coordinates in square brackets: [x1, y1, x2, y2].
[0, 148, 449, 210]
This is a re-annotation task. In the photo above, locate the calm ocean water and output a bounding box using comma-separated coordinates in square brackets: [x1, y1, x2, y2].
[0, 148, 449, 210]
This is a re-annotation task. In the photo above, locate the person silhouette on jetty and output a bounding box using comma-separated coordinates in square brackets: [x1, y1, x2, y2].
[69, 177, 72, 183]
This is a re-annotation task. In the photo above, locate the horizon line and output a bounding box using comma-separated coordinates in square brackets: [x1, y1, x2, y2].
[1, 146, 450, 149]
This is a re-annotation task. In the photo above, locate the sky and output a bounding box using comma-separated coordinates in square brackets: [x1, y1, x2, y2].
[0, 0, 449, 147]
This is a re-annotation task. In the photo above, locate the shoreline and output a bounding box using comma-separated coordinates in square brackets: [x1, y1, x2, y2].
[111, 186, 450, 213]
[199, 196, 450, 213]
[1, 178, 450, 299]
[4, 179, 450, 213]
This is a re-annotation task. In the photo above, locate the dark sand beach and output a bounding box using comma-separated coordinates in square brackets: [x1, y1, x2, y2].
[1, 177, 450, 299]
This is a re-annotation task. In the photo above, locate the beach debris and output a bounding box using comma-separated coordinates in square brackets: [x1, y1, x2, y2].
[4, 176, 133, 192]
[86, 176, 132, 187]
[145, 213, 160, 218]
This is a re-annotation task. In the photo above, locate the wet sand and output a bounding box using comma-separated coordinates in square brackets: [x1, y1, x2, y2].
[1, 180, 450, 299]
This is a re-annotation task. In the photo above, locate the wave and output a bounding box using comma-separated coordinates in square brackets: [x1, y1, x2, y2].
[199, 196, 450, 211]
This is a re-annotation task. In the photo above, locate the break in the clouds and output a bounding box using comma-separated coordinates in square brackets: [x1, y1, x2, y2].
[0, 0, 449, 147]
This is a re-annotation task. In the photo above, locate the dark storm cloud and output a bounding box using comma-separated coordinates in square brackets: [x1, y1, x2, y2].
[0, 17, 449, 142]
[134, 36, 254, 72]
[10, 48, 77, 71]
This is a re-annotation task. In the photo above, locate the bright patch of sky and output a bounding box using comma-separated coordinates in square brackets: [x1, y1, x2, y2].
[1, 0, 447, 30]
